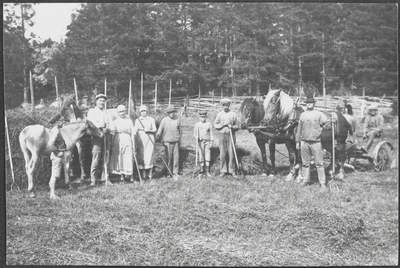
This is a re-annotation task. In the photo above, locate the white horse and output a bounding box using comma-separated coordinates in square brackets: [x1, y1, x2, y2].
[19, 120, 103, 198]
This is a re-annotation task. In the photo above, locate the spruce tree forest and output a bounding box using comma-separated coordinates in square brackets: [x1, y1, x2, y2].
[3, 3, 398, 109]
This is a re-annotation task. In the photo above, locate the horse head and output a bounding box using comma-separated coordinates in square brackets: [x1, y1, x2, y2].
[239, 98, 254, 129]
[263, 89, 282, 124]
[85, 120, 104, 138]
[239, 98, 265, 129]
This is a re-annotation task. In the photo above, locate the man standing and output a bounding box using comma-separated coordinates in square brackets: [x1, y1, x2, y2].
[214, 98, 240, 177]
[362, 104, 384, 152]
[87, 94, 115, 186]
[156, 105, 181, 180]
[296, 96, 329, 192]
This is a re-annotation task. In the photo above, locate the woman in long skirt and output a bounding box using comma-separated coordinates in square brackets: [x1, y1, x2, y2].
[135, 105, 157, 179]
[109, 105, 137, 181]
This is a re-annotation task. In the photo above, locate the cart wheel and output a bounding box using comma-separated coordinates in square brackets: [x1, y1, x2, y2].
[373, 141, 396, 171]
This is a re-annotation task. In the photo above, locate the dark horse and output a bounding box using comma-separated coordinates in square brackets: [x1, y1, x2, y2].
[262, 89, 354, 180]
[240, 96, 304, 179]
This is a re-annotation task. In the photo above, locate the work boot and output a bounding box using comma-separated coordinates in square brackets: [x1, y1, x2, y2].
[90, 177, 96, 186]
[320, 184, 329, 192]
[317, 166, 326, 186]
[206, 166, 212, 177]
[301, 166, 310, 187]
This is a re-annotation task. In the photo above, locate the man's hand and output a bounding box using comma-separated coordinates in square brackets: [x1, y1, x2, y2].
[102, 128, 108, 134]
[296, 142, 300, 150]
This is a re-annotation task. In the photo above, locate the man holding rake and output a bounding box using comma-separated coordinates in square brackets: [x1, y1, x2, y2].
[214, 98, 240, 178]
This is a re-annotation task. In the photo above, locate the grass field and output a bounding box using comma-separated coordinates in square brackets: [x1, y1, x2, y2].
[6, 107, 398, 266]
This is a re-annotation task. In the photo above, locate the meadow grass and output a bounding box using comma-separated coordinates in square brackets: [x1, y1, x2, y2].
[6, 106, 398, 266]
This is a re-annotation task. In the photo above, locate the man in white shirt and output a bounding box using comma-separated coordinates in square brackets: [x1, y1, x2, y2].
[214, 98, 240, 177]
[87, 94, 115, 186]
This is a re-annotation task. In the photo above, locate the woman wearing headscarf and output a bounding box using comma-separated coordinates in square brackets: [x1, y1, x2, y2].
[109, 104, 137, 182]
[135, 105, 157, 180]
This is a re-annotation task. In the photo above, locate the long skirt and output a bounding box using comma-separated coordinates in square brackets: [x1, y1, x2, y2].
[137, 131, 155, 169]
[109, 133, 133, 175]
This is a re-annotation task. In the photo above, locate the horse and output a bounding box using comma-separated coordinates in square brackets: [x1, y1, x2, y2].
[50, 96, 89, 181]
[263, 89, 355, 180]
[239, 97, 303, 178]
[19, 120, 103, 198]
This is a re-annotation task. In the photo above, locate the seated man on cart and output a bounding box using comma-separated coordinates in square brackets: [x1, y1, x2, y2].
[362, 104, 384, 153]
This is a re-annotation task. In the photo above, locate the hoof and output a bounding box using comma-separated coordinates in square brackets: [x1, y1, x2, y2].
[261, 173, 267, 177]
[336, 172, 345, 180]
[268, 174, 275, 178]
[50, 195, 60, 200]
[29, 193, 36, 198]
[285, 174, 294, 182]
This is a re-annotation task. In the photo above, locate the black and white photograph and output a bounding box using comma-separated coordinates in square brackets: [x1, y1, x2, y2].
[4, 2, 398, 266]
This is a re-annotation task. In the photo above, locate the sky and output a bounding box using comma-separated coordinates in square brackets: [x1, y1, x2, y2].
[26, 3, 82, 42]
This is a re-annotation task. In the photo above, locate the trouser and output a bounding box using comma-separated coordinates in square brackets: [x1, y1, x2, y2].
[164, 142, 180, 175]
[90, 134, 112, 182]
[197, 140, 211, 167]
[218, 132, 236, 174]
[300, 141, 325, 185]
[365, 130, 381, 151]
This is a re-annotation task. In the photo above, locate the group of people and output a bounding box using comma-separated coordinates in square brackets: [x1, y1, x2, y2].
[63, 94, 241, 185]
[48, 93, 384, 191]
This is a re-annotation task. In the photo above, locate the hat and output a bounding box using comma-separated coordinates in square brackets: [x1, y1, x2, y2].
[369, 104, 378, 110]
[199, 110, 208, 116]
[95, 94, 107, 100]
[117, 104, 126, 112]
[305, 96, 316, 103]
[166, 105, 176, 113]
[221, 98, 231, 105]
[139, 105, 148, 112]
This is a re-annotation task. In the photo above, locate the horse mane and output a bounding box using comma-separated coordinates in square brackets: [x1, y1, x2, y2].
[346, 103, 353, 115]
[264, 89, 294, 120]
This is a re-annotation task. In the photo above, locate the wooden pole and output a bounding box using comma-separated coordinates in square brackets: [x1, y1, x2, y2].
[322, 32, 326, 111]
[104, 78, 107, 109]
[154, 82, 157, 114]
[212, 89, 215, 110]
[141, 72, 143, 105]
[5, 114, 18, 191]
[103, 77, 108, 188]
[361, 87, 365, 117]
[74, 77, 79, 104]
[55, 75, 60, 111]
[198, 84, 201, 112]
[169, 78, 172, 105]
[128, 79, 132, 117]
[331, 113, 335, 176]
[29, 70, 34, 112]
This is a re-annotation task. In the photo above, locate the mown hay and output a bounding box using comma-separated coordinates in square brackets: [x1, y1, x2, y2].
[275, 208, 366, 253]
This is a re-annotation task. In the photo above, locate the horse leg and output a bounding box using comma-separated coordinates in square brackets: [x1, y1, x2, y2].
[256, 138, 268, 176]
[335, 141, 346, 180]
[269, 141, 276, 177]
[285, 141, 297, 181]
[76, 142, 86, 180]
[27, 153, 39, 197]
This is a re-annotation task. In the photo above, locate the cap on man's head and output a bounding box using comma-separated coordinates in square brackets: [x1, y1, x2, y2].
[221, 98, 231, 105]
[95, 94, 107, 100]
[166, 105, 176, 113]
[305, 96, 316, 103]
[369, 104, 378, 111]
[199, 110, 208, 116]
[140, 105, 148, 112]
[117, 105, 126, 112]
